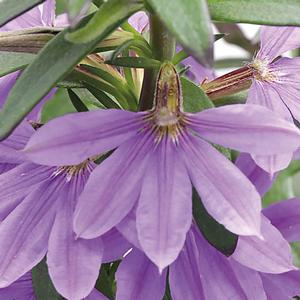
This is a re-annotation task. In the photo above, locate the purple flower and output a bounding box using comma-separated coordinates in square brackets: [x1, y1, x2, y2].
[0, 125, 131, 298]
[0, 0, 68, 120]
[245, 26, 300, 174]
[25, 63, 300, 270]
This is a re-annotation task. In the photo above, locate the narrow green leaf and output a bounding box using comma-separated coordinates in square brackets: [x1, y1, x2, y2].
[0, 4, 139, 139]
[32, 259, 63, 300]
[181, 77, 213, 113]
[67, 89, 89, 111]
[85, 84, 121, 109]
[0, 51, 35, 77]
[147, 0, 213, 66]
[192, 188, 238, 256]
[106, 57, 161, 69]
[208, 0, 300, 25]
[80, 65, 137, 109]
[0, 0, 43, 26]
[95, 263, 115, 300]
[66, 0, 143, 43]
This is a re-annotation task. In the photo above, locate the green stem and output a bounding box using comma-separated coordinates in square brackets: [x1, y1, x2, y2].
[138, 13, 176, 111]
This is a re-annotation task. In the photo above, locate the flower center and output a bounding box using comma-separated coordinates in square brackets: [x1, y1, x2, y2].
[53, 160, 93, 182]
[250, 58, 278, 82]
[145, 63, 186, 143]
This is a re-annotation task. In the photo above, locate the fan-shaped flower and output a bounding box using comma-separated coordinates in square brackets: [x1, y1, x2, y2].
[25, 63, 300, 270]
[243, 26, 300, 174]
[0, 127, 130, 299]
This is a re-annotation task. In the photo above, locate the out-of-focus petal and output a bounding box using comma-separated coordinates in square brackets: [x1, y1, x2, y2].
[40, 0, 56, 27]
[188, 104, 300, 158]
[25, 110, 145, 166]
[235, 153, 274, 197]
[128, 11, 149, 33]
[263, 198, 300, 242]
[0, 72, 19, 108]
[74, 133, 152, 239]
[257, 26, 300, 61]
[181, 134, 261, 237]
[115, 248, 166, 300]
[137, 138, 192, 270]
[232, 215, 295, 274]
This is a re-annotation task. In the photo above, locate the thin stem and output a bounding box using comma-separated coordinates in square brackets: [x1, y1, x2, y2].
[138, 13, 176, 111]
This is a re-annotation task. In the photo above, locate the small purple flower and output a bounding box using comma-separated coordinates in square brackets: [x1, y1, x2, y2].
[0, 126, 131, 298]
[245, 26, 300, 174]
[25, 63, 300, 270]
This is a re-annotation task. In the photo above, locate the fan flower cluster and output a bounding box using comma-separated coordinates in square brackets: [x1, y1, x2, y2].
[1, 2, 300, 300]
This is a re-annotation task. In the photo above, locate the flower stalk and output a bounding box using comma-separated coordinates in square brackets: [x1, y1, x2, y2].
[138, 13, 176, 111]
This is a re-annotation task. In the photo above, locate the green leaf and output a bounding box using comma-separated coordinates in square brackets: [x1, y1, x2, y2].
[208, 0, 300, 25]
[95, 263, 119, 300]
[32, 258, 63, 300]
[66, 0, 143, 43]
[85, 84, 121, 109]
[181, 77, 213, 113]
[0, 0, 43, 26]
[263, 160, 300, 207]
[0, 4, 139, 139]
[192, 188, 238, 256]
[106, 57, 161, 69]
[67, 89, 89, 112]
[147, 0, 213, 65]
[0, 51, 35, 77]
[41, 89, 76, 123]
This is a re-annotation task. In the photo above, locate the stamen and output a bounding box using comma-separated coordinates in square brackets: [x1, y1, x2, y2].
[52, 160, 92, 182]
[250, 58, 278, 82]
